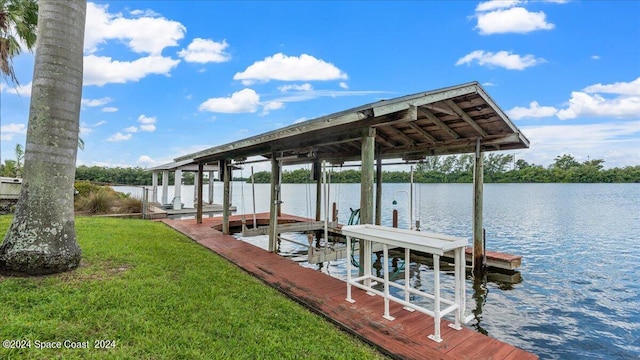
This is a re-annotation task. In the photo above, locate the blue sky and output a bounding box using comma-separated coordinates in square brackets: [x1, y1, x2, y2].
[1, 0, 639, 170]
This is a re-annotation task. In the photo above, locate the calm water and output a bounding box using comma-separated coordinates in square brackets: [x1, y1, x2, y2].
[116, 183, 640, 359]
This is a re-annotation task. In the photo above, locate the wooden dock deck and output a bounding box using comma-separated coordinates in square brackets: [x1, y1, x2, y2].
[217, 212, 521, 271]
[161, 215, 537, 360]
[148, 203, 237, 219]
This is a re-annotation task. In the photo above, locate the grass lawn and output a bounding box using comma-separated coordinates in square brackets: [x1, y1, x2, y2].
[0, 216, 386, 359]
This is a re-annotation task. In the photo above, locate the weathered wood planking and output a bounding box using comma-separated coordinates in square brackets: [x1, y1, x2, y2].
[162, 216, 538, 360]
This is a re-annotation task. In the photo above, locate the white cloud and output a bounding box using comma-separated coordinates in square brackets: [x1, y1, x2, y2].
[94, 121, 107, 127]
[513, 78, 640, 121]
[102, 107, 119, 112]
[178, 38, 231, 63]
[130, 9, 160, 17]
[233, 53, 348, 85]
[261, 101, 285, 115]
[124, 126, 138, 133]
[507, 101, 558, 120]
[107, 132, 132, 142]
[591, 55, 601, 60]
[0, 123, 27, 140]
[90, 161, 134, 168]
[271, 89, 389, 104]
[475, 7, 555, 35]
[137, 115, 157, 132]
[1, 81, 32, 96]
[293, 117, 308, 124]
[84, 54, 180, 86]
[556, 92, 640, 120]
[80, 123, 93, 136]
[520, 121, 640, 167]
[475, 0, 521, 12]
[199, 89, 261, 113]
[482, 81, 497, 87]
[456, 50, 545, 70]
[582, 77, 640, 96]
[83, 3, 183, 86]
[138, 114, 156, 124]
[85, 2, 185, 55]
[263, 101, 284, 111]
[137, 155, 158, 166]
[339, 82, 349, 89]
[82, 97, 113, 107]
[278, 83, 313, 92]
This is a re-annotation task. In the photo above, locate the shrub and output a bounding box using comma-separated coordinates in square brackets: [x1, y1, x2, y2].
[77, 188, 115, 214]
[118, 196, 142, 214]
[74, 180, 101, 197]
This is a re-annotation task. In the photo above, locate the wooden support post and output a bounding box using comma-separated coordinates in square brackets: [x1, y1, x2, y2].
[161, 170, 169, 205]
[222, 160, 231, 235]
[151, 171, 158, 203]
[375, 155, 382, 225]
[173, 169, 182, 210]
[392, 209, 398, 228]
[314, 160, 321, 221]
[360, 128, 375, 276]
[196, 162, 204, 224]
[360, 128, 375, 224]
[193, 170, 199, 205]
[473, 138, 485, 275]
[332, 202, 337, 222]
[207, 171, 214, 204]
[268, 156, 281, 252]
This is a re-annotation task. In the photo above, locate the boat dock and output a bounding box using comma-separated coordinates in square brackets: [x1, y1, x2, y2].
[147, 203, 237, 219]
[161, 215, 537, 360]
[221, 212, 522, 272]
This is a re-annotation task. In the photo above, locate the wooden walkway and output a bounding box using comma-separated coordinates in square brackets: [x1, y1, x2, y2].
[161, 216, 537, 360]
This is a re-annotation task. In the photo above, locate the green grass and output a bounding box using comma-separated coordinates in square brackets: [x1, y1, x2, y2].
[0, 216, 386, 359]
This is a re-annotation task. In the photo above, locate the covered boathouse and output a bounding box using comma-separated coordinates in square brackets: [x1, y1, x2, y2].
[157, 81, 536, 359]
[160, 81, 529, 272]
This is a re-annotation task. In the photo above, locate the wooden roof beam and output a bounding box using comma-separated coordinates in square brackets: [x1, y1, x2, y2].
[382, 125, 415, 146]
[375, 133, 396, 149]
[424, 103, 456, 116]
[372, 105, 417, 127]
[417, 106, 460, 140]
[445, 99, 489, 137]
[407, 122, 438, 144]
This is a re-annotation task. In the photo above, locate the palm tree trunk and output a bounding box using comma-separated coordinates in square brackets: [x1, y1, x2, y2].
[0, 0, 86, 275]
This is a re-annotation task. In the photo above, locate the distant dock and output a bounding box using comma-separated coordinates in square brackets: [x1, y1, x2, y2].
[147, 203, 236, 219]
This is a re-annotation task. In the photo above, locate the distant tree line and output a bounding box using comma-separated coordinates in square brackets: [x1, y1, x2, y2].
[3, 154, 636, 185]
[249, 154, 640, 184]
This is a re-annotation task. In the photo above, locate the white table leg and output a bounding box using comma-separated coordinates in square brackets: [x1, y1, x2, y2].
[382, 244, 395, 320]
[428, 254, 442, 343]
[403, 247, 415, 312]
[346, 236, 355, 303]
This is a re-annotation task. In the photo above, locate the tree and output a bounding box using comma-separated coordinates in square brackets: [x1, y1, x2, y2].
[0, 158, 16, 176]
[1, 0, 86, 275]
[0, 0, 37, 84]
[552, 154, 580, 171]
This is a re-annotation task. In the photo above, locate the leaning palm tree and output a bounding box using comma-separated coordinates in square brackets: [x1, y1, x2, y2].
[0, 0, 86, 275]
[0, 0, 37, 85]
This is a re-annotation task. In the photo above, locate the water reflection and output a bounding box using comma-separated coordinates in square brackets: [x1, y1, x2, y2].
[471, 274, 489, 336]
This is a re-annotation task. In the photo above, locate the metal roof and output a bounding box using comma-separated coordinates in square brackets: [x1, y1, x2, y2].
[175, 82, 529, 165]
